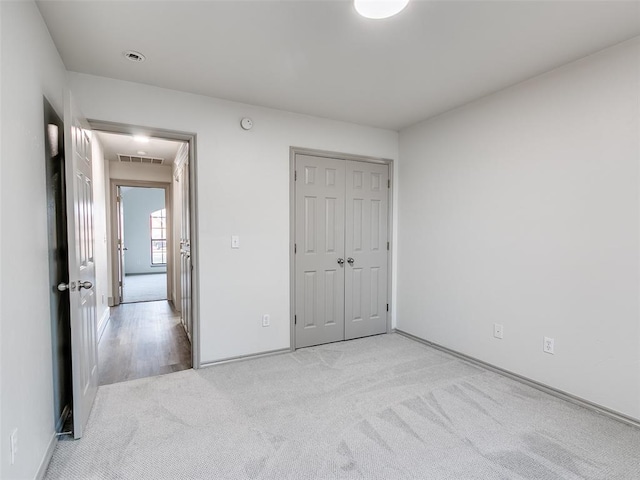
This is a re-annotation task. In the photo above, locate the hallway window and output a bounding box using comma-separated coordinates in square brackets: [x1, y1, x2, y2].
[150, 208, 167, 265]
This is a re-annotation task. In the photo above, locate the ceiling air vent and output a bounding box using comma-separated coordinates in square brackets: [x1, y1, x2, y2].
[123, 50, 146, 62]
[118, 154, 164, 165]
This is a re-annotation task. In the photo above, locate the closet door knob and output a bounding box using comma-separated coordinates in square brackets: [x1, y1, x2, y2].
[347, 257, 355, 266]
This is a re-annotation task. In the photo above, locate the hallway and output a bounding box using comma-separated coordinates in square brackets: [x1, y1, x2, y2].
[98, 301, 191, 385]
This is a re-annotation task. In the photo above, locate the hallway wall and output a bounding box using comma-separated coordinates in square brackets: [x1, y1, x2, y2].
[68, 72, 400, 364]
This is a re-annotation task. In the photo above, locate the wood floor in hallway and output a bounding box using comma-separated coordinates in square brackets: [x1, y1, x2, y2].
[98, 300, 192, 386]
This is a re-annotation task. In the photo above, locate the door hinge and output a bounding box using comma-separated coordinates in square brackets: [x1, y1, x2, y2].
[388, 179, 390, 188]
[294, 170, 297, 181]
[294, 315, 297, 325]
[387, 241, 389, 250]
[294, 243, 297, 254]
[387, 304, 389, 312]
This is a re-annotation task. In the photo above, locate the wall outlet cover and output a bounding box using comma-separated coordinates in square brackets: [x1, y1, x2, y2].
[543, 336, 555, 354]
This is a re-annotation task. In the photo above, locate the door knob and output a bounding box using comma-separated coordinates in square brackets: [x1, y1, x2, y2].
[337, 258, 344, 266]
[347, 257, 355, 266]
[57, 282, 76, 292]
[78, 281, 93, 290]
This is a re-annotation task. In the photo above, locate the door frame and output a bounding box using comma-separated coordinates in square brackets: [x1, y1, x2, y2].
[89, 120, 201, 369]
[44, 96, 73, 434]
[289, 146, 394, 351]
[109, 180, 172, 305]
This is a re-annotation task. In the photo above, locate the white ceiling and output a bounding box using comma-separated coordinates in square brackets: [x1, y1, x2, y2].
[37, 0, 640, 130]
[95, 131, 183, 165]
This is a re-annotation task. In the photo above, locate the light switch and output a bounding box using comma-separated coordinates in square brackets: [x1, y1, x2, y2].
[231, 235, 240, 249]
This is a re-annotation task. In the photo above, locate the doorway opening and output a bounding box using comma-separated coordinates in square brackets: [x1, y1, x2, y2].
[91, 127, 197, 385]
[49, 97, 200, 437]
[117, 185, 169, 304]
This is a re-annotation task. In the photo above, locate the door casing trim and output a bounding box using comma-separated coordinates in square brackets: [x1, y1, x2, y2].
[109, 180, 172, 307]
[289, 146, 395, 351]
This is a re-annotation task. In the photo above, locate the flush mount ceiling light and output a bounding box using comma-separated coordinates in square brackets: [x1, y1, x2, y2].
[123, 50, 146, 62]
[133, 135, 150, 143]
[354, 0, 409, 19]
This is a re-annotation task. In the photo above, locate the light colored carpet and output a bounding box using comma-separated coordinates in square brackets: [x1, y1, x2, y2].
[45, 334, 640, 479]
[122, 273, 167, 303]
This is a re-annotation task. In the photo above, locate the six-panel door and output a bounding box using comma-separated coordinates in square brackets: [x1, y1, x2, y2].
[344, 161, 389, 340]
[295, 154, 389, 348]
[295, 155, 346, 348]
[64, 92, 98, 438]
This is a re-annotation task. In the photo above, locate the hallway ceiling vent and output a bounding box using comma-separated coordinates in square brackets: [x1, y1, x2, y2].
[118, 154, 164, 165]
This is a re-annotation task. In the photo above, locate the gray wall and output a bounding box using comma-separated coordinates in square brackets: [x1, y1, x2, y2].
[397, 38, 640, 420]
[0, 2, 68, 478]
[122, 187, 166, 275]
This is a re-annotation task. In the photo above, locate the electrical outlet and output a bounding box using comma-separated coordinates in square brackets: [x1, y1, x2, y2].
[493, 323, 504, 339]
[543, 337, 555, 354]
[10, 428, 18, 465]
[262, 314, 270, 327]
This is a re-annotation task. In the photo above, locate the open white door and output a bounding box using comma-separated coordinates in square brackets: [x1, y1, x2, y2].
[63, 91, 98, 439]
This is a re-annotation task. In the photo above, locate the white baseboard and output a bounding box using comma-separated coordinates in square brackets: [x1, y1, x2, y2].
[35, 433, 57, 480]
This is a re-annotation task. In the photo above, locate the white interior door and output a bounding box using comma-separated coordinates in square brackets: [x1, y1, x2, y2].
[344, 161, 389, 340]
[64, 91, 98, 439]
